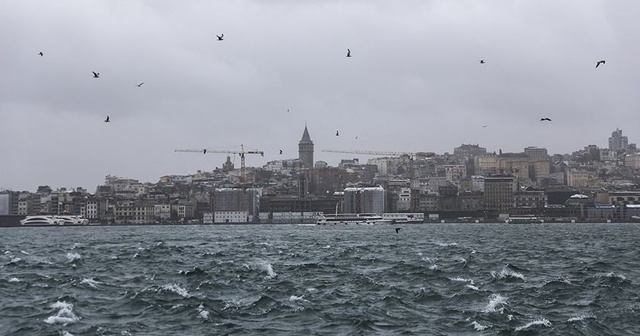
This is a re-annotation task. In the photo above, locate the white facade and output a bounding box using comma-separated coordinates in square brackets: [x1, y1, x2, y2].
[396, 188, 412, 211]
[471, 176, 485, 192]
[215, 211, 248, 223]
[625, 154, 640, 168]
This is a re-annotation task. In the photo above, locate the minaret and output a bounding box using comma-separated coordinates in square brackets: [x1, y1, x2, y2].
[298, 125, 314, 169]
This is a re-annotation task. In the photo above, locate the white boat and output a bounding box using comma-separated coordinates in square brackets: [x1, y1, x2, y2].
[20, 215, 89, 226]
[20, 216, 63, 226]
[382, 213, 425, 224]
[55, 215, 90, 225]
[317, 213, 394, 225]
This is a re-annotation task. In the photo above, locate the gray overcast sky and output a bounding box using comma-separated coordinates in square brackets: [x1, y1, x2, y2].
[1, 0, 638, 192]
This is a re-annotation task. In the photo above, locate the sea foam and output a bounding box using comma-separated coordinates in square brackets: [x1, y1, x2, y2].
[66, 253, 81, 262]
[197, 303, 209, 319]
[515, 318, 551, 331]
[162, 284, 190, 297]
[483, 294, 508, 313]
[491, 265, 525, 281]
[80, 278, 100, 288]
[471, 321, 488, 331]
[44, 301, 80, 325]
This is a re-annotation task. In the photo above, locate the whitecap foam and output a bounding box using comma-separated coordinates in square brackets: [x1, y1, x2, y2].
[450, 277, 474, 284]
[605, 272, 626, 280]
[322, 245, 331, 249]
[66, 253, 81, 262]
[568, 314, 595, 322]
[197, 303, 209, 319]
[433, 241, 458, 247]
[465, 284, 479, 291]
[162, 284, 190, 297]
[507, 314, 514, 321]
[80, 278, 100, 288]
[515, 318, 551, 331]
[4, 250, 11, 254]
[44, 301, 80, 325]
[9, 277, 20, 282]
[246, 261, 277, 278]
[61, 331, 75, 336]
[471, 321, 488, 331]
[111, 256, 119, 260]
[483, 294, 507, 313]
[491, 266, 525, 281]
[429, 264, 438, 270]
[10, 257, 22, 264]
[20, 250, 30, 255]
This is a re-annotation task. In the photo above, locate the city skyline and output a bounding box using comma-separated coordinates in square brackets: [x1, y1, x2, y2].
[1, 1, 639, 191]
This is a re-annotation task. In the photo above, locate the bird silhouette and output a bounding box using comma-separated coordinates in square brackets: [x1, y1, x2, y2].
[540, 118, 552, 121]
[346, 49, 351, 57]
[279, 150, 283, 154]
[203, 149, 207, 154]
[92, 71, 100, 78]
[596, 60, 605, 68]
[216, 34, 224, 41]
[395, 228, 402, 234]
[136, 82, 144, 87]
[479, 59, 485, 64]
[336, 130, 339, 136]
[38, 52, 44, 57]
[104, 116, 110, 122]
[482, 125, 488, 128]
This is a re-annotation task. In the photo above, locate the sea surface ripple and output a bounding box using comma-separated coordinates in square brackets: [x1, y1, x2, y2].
[1, 223, 639, 335]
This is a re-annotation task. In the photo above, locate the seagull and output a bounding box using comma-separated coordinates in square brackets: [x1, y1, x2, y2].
[203, 149, 207, 154]
[38, 52, 44, 57]
[395, 228, 402, 234]
[596, 60, 605, 68]
[136, 82, 144, 87]
[346, 49, 351, 57]
[479, 59, 485, 64]
[104, 116, 110, 122]
[540, 118, 552, 121]
[92, 71, 100, 78]
[336, 130, 339, 136]
[216, 33, 224, 41]
[279, 150, 283, 154]
[482, 125, 488, 128]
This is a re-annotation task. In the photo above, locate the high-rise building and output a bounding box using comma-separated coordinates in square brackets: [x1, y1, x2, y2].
[524, 146, 548, 160]
[298, 125, 314, 169]
[343, 186, 385, 214]
[484, 175, 515, 213]
[609, 129, 628, 151]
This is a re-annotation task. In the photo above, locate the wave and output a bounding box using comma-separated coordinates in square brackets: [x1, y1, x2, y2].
[433, 241, 458, 247]
[66, 252, 81, 262]
[483, 294, 507, 313]
[515, 318, 551, 331]
[44, 301, 80, 325]
[568, 314, 596, 322]
[244, 261, 278, 279]
[491, 265, 525, 281]
[197, 303, 209, 319]
[8, 277, 20, 282]
[449, 277, 474, 284]
[161, 283, 190, 298]
[80, 278, 100, 288]
[471, 321, 489, 331]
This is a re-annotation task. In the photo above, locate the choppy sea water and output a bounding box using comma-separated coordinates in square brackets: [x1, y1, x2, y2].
[1, 223, 639, 335]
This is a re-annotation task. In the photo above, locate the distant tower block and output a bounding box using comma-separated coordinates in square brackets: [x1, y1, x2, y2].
[298, 125, 314, 169]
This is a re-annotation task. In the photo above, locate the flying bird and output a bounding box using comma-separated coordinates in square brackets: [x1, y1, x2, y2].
[104, 116, 110, 123]
[540, 118, 552, 121]
[38, 52, 44, 57]
[395, 228, 402, 234]
[92, 71, 100, 78]
[203, 149, 207, 154]
[482, 125, 488, 128]
[346, 49, 351, 57]
[479, 59, 485, 64]
[136, 82, 144, 87]
[279, 150, 283, 155]
[336, 130, 339, 136]
[595, 60, 605, 68]
[216, 33, 224, 41]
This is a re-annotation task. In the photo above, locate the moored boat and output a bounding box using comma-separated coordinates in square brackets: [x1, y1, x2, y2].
[317, 213, 394, 225]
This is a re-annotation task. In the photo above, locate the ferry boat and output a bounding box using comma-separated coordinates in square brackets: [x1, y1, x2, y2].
[20, 215, 89, 226]
[382, 213, 425, 224]
[317, 213, 394, 225]
[505, 216, 543, 224]
[20, 216, 63, 226]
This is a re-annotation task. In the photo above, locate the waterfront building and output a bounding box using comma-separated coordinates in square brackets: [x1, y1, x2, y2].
[343, 186, 385, 214]
[298, 125, 314, 169]
[484, 175, 515, 213]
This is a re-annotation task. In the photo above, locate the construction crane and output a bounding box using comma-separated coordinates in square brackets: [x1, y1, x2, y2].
[175, 144, 264, 188]
[322, 149, 436, 212]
